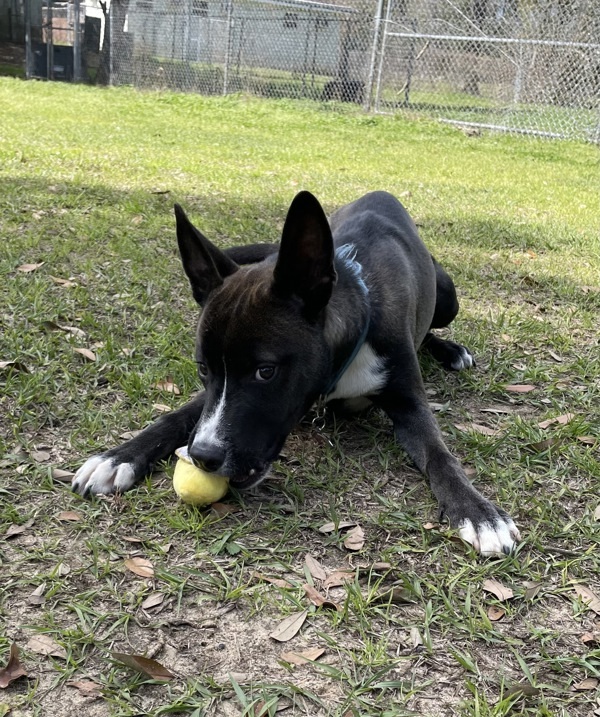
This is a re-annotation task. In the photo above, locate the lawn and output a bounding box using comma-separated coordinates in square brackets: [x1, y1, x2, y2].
[0, 77, 599, 717]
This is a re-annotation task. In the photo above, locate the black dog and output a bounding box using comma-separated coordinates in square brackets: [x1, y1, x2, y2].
[73, 191, 519, 555]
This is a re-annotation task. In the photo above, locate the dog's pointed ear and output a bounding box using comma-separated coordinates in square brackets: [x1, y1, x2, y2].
[174, 204, 238, 305]
[272, 191, 336, 316]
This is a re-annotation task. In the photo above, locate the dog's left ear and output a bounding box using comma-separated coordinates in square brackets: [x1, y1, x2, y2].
[272, 191, 336, 316]
[174, 204, 239, 305]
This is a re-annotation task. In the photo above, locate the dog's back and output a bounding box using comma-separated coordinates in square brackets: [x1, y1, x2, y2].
[330, 191, 437, 349]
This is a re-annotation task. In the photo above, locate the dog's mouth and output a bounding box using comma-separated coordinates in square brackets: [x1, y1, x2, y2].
[227, 464, 271, 490]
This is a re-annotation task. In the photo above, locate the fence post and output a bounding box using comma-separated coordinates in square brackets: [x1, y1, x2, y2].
[109, 1, 113, 85]
[364, 0, 385, 111]
[24, 0, 34, 78]
[223, 0, 233, 95]
[46, 0, 54, 80]
[374, 0, 392, 111]
[73, 0, 81, 81]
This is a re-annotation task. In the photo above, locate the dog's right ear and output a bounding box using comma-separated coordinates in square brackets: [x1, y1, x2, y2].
[174, 204, 239, 305]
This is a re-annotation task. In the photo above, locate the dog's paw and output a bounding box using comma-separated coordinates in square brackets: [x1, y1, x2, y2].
[458, 515, 520, 557]
[449, 344, 475, 371]
[72, 454, 138, 497]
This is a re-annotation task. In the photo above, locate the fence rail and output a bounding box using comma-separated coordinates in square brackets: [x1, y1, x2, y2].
[20, 0, 600, 142]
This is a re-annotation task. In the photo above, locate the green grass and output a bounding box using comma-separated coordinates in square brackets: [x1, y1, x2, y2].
[0, 77, 599, 717]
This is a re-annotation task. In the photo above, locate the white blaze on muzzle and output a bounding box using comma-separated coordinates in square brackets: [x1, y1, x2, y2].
[191, 376, 227, 450]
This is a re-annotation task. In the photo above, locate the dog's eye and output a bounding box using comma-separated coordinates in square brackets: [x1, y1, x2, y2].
[255, 365, 276, 382]
[197, 361, 208, 378]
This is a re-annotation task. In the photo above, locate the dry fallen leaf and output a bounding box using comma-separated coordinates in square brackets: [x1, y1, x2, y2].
[487, 605, 505, 621]
[410, 627, 423, 649]
[4, 519, 34, 539]
[28, 584, 46, 606]
[505, 683, 540, 697]
[0, 360, 29, 373]
[0, 644, 28, 688]
[119, 430, 142, 440]
[111, 652, 174, 681]
[51, 468, 74, 482]
[124, 557, 155, 579]
[73, 348, 96, 362]
[482, 578, 514, 602]
[303, 584, 340, 611]
[304, 554, 327, 582]
[580, 632, 599, 647]
[66, 680, 102, 698]
[280, 647, 325, 665]
[269, 610, 308, 642]
[537, 413, 575, 429]
[41, 321, 86, 338]
[153, 379, 180, 395]
[323, 570, 354, 589]
[574, 584, 600, 615]
[56, 511, 83, 522]
[531, 437, 562, 452]
[17, 262, 44, 273]
[318, 520, 356, 534]
[594, 505, 600, 521]
[455, 422, 499, 437]
[572, 677, 599, 691]
[31, 451, 51, 463]
[523, 580, 542, 601]
[152, 403, 172, 413]
[50, 275, 78, 288]
[141, 592, 165, 611]
[504, 384, 536, 393]
[26, 634, 67, 659]
[373, 587, 414, 605]
[343, 525, 365, 551]
[251, 571, 293, 589]
[211, 503, 240, 518]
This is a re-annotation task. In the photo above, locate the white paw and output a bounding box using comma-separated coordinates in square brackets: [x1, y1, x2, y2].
[451, 346, 475, 371]
[459, 517, 520, 557]
[72, 455, 137, 496]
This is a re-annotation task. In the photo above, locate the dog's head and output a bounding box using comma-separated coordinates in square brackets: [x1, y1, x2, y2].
[175, 192, 337, 489]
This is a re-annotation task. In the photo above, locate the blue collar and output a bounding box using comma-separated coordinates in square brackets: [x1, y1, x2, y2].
[322, 243, 370, 397]
[322, 311, 370, 397]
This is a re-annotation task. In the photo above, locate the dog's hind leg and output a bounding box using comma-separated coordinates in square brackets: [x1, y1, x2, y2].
[421, 256, 474, 371]
[373, 351, 519, 556]
[72, 392, 206, 497]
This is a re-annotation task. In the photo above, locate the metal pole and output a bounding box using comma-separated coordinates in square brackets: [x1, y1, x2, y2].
[24, 0, 34, 78]
[108, 0, 113, 85]
[373, 0, 392, 112]
[385, 31, 600, 51]
[73, 0, 81, 81]
[223, 0, 233, 95]
[46, 0, 54, 80]
[364, 0, 385, 111]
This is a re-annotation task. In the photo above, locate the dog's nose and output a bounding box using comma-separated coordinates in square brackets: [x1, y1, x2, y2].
[188, 442, 226, 474]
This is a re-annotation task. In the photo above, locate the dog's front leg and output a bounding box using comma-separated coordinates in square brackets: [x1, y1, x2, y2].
[72, 392, 206, 497]
[374, 366, 519, 556]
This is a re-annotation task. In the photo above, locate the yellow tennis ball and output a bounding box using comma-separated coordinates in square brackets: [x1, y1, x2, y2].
[173, 448, 229, 506]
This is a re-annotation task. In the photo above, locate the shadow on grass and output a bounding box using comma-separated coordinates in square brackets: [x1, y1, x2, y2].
[3, 176, 597, 318]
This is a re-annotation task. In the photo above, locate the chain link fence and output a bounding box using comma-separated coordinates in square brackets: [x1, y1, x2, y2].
[20, 0, 600, 141]
[105, 0, 372, 103]
[372, 0, 600, 141]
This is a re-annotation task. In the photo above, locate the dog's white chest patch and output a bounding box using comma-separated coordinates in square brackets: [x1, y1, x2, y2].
[326, 343, 387, 401]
